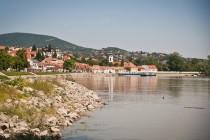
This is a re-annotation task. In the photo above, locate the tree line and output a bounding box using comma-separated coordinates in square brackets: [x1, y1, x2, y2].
[0, 49, 28, 71]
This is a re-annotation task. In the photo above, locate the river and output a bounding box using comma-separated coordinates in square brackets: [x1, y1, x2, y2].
[62, 75, 210, 140]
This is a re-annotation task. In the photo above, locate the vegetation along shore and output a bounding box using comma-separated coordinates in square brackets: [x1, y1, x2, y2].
[0, 75, 104, 139]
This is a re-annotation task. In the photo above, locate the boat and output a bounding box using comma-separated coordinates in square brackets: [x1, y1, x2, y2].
[118, 71, 141, 76]
[140, 71, 156, 76]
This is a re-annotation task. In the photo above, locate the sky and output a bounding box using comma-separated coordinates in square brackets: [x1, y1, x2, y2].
[0, 0, 209, 58]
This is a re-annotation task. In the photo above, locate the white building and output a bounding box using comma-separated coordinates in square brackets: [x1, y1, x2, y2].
[108, 55, 113, 63]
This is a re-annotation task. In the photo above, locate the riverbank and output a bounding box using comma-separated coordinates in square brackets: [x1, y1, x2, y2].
[0, 77, 104, 139]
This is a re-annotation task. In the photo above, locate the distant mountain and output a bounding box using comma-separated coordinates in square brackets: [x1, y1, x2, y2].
[0, 32, 95, 53]
[101, 47, 128, 53]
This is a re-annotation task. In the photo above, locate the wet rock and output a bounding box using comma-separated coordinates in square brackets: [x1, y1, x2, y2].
[50, 127, 60, 133]
[39, 130, 48, 136]
[44, 116, 58, 126]
[31, 128, 40, 135]
[87, 105, 95, 111]
[2, 133, 10, 139]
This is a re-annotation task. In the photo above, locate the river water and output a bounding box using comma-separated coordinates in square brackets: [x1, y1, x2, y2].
[62, 75, 210, 140]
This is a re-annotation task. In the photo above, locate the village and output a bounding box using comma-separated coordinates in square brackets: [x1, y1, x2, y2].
[0, 45, 158, 75]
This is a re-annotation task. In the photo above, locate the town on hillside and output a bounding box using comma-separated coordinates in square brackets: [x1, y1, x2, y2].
[0, 45, 158, 75]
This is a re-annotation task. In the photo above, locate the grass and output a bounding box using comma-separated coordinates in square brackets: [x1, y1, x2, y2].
[5, 77, 56, 96]
[0, 104, 57, 129]
[0, 75, 10, 81]
[27, 80, 54, 95]
[2, 71, 32, 76]
[0, 84, 29, 102]
[35, 72, 66, 75]
[5, 77, 29, 90]
[48, 79, 64, 87]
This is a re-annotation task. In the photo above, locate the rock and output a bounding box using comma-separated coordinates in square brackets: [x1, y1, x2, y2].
[39, 130, 48, 136]
[0, 123, 9, 130]
[16, 121, 28, 128]
[2, 133, 10, 139]
[0, 113, 8, 122]
[57, 107, 68, 115]
[10, 115, 19, 122]
[0, 129, 3, 134]
[6, 99, 12, 103]
[20, 99, 27, 103]
[14, 100, 19, 105]
[23, 87, 34, 93]
[87, 105, 95, 110]
[0, 78, 103, 139]
[50, 127, 60, 133]
[31, 128, 40, 135]
[44, 116, 58, 126]
[9, 122, 14, 128]
[37, 91, 45, 96]
[67, 112, 78, 119]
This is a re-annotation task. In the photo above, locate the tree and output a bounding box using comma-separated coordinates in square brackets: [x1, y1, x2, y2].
[204, 55, 210, 76]
[167, 52, 184, 71]
[81, 57, 86, 63]
[47, 44, 52, 52]
[121, 59, 124, 66]
[35, 50, 45, 61]
[15, 49, 28, 71]
[52, 51, 57, 58]
[63, 59, 75, 72]
[32, 44, 37, 51]
[0, 50, 12, 70]
[99, 59, 109, 66]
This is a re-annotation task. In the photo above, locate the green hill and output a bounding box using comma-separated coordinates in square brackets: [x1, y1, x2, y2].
[102, 47, 128, 53]
[0, 32, 95, 53]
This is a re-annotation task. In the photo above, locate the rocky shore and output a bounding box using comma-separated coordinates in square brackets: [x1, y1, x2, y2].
[0, 77, 104, 139]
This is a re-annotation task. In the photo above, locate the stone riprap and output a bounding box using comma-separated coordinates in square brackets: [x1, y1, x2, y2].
[0, 79, 104, 139]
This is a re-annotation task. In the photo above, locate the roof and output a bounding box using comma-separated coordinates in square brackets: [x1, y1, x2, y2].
[0, 45, 6, 50]
[123, 62, 136, 68]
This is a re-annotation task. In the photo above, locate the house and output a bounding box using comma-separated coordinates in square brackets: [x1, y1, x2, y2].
[75, 62, 91, 72]
[41, 57, 64, 72]
[138, 65, 158, 72]
[8, 47, 20, 56]
[108, 55, 114, 63]
[0, 45, 6, 50]
[26, 48, 37, 60]
[91, 65, 115, 74]
[123, 62, 138, 72]
[28, 59, 43, 72]
[63, 54, 71, 61]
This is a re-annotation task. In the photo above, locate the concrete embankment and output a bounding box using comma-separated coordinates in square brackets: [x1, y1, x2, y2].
[156, 71, 200, 77]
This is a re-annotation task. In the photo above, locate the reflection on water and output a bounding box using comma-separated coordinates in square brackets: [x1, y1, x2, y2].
[62, 75, 210, 140]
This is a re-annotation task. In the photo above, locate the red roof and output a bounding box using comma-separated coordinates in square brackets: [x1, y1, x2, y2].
[0, 45, 6, 50]
[123, 62, 136, 68]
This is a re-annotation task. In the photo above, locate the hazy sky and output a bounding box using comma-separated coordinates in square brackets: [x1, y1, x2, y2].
[0, 0, 209, 58]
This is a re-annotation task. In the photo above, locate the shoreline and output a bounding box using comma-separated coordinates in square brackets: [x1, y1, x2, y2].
[2, 71, 203, 80]
[0, 77, 105, 139]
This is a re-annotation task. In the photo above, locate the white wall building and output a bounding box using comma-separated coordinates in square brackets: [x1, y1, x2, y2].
[108, 55, 113, 63]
